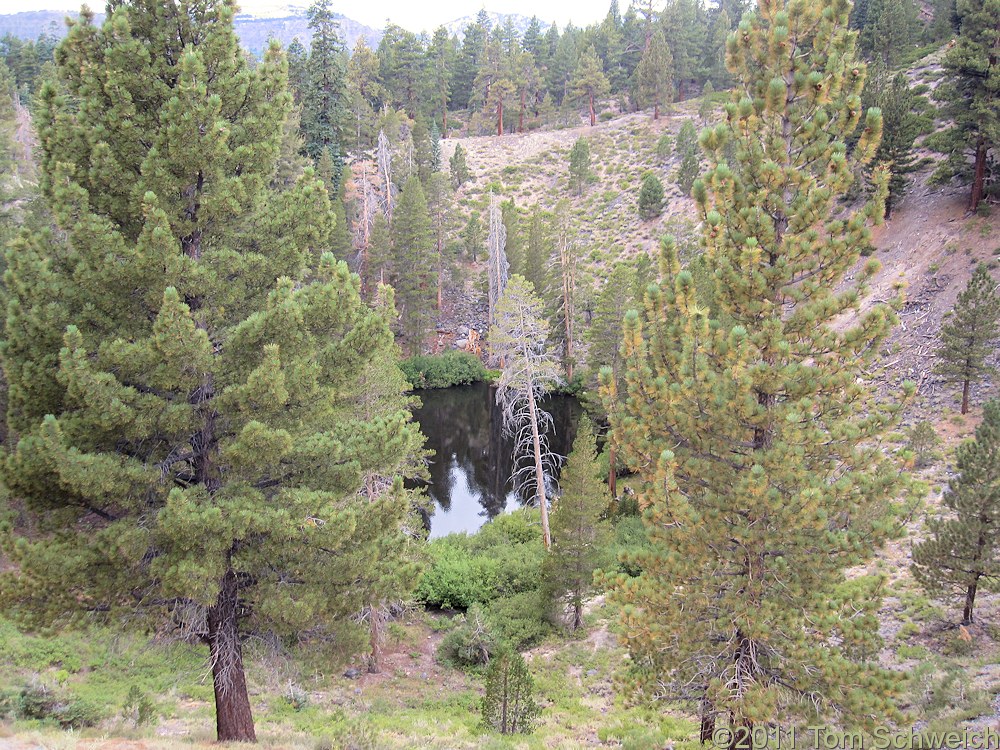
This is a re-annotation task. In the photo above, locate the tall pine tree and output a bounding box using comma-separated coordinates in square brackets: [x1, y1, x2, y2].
[390, 176, 436, 353]
[934, 264, 1000, 414]
[542, 415, 610, 630]
[1, 1, 423, 742]
[913, 399, 1000, 624]
[932, 0, 1000, 211]
[601, 0, 907, 738]
[636, 28, 674, 119]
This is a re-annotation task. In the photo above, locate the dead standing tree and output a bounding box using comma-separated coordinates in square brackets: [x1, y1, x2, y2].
[491, 275, 562, 549]
[487, 191, 509, 332]
[376, 128, 394, 222]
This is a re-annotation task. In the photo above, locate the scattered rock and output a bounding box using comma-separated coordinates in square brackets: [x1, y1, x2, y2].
[343, 667, 361, 680]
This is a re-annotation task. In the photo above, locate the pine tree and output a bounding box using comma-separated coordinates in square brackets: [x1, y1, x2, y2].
[863, 63, 920, 217]
[328, 172, 354, 261]
[429, 122, 442, 172]
[389, 176, 436, 354]
[376, 24, 424, 117]
[502, 199, 524, 276]
[1, 2, 423, 742]
[427, 27, 454, 133]
[480, 648, 540, 734]
[913, 400, 1000, 624]
[586, 262, 641, 383]
[523, 207, 551, 293]
[553, 201, 579, 382]
[462, 211, 483, 261]
[571, 45, 610, 126]
[491, 276, 562, 549]
[543, 415, 611, 630]
[637, 171, 665, 219]
[600, 0, 907, 737]
[706, 9, 732, 87]
[475, 37, 516, 136]
[674, 119, 701, 196]
[450, 143, 471, 188]
[660, 0, 710, 100]
[636, 28, 674, 120]
[858, 0, 916, 67]
[513, 49, 543, 133]
[426, 172, 454, 311]
[454, 15, 489, 110]
[934, 264, 1000, 415]
[568, 137, 592, 196]
[301, 0, 348, 166]
[932, 0, 1000, 211]
[411, 116, 434, 184]
[345, 38, 383, 152]
[699, 81, 715, 123]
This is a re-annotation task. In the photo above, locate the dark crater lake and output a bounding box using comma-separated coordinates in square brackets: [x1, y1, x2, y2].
[410, 381, 582, 537]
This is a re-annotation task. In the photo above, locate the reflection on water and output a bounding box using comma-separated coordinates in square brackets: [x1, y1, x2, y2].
[411, 381, 582, 537]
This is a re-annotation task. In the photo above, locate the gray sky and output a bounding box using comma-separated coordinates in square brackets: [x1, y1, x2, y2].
[2, 0, 616, 34]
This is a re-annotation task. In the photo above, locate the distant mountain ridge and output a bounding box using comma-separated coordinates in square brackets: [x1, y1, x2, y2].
[442, 11, 550, 40]
[0, 9, 382, 54]
[0, 8, 556, 52]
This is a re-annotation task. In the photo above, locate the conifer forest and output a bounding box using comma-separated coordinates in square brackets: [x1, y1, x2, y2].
[0, 0, 999, 747]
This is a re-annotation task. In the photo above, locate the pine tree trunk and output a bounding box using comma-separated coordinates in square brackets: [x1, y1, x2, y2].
[653, 101, 659, 120]
[368, 605, 385, 673]
[608, 441, 617, 502]
[527, 391, 552, 549]
[962, 377, 971, 414]
[588, 93, 596, 126]
[207, 570, 256, 742]
[519, 90, 526, 133]
[497, 101, 504, 137]
[699, 704, 715, 744]
[573, 600, 583, 630]
[969, 137, 986, 213]
[963, 576, 980, 625]
[442, 106, 448, 135]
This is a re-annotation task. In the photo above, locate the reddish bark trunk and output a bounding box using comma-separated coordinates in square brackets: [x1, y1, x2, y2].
[497, 101, 504, 136]
[207, 570, 256, 742]
[962, 378, 971, 415]
[964, 575, 980, 625]
[588, 93, 596, 126]
[519, 90, 526, 132]
[653, 102, 659, 120]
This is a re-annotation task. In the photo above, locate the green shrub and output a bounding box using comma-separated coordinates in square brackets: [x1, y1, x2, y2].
[655, 133, 673, 159]
[610, 515, 651, 577]
[400, 351, 488, 390]
[486, 591, 550, 649]
[638, 171, 664, 220]
[15, 682, 103, 728]
[438, 604, 499, 667]
[121, 685, 157, 727]
[598, 111, 615, 122]
[416, 519, 546, 609]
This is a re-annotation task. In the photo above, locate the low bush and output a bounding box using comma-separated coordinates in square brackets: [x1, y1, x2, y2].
[417, 511, 546, 609]
[438, 605, 500, 667]
[400, 351, 488, 390]
[486, 591, 549, 650]
[15, 681, 103, 728]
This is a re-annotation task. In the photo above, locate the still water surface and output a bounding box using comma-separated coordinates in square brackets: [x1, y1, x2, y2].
[410, 382, 582, 537]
